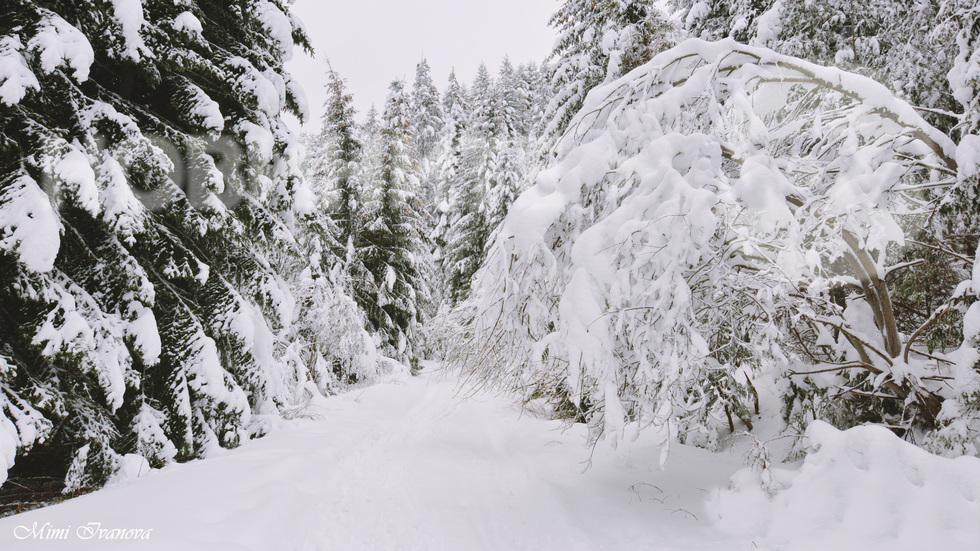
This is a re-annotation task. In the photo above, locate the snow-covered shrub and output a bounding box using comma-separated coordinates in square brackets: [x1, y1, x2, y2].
[924, 245, 980, 456]
[288, 264, 383, 394]
[446, 38, 972, 457]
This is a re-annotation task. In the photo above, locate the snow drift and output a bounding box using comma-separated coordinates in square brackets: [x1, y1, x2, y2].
[711, 421, 980, 550]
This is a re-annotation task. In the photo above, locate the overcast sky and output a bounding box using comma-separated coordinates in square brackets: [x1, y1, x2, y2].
[284, 0, 559, 133]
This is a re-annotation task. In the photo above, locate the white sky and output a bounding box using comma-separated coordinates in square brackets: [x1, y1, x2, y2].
[284, 0, 559, 132]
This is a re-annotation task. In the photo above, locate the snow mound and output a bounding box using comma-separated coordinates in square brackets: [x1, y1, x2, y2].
[0, 36, 39, 105]
[27, 11, 95, 82]
[711, 421, 980, 550]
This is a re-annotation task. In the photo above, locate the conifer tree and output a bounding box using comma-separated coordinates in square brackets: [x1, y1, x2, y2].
[359, 80, 432, 366]
[545, 0, 673, 143]
[442, 132, 490, 305]
[410, 58, 444, 160]
[441, 67, 502, 304]
[315, 64, 364, 260]
[409, 59, 445, 264]
[431, 71, 470, 289]
[0, 0, 347, 491]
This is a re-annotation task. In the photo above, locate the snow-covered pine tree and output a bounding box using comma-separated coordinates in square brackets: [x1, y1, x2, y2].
[358, 104, 384, 198]
[0, 0, 323, 491]
[544, 0, 673, 145]
[359, 80, 432, 367]
[509, 62, 541, 138]
[294, 63, 385, 388]
[531, 61, 555, 140]
[429, 71, 470, 295]
[441, 65, 507, 304]
[442, 132, 490, 305]
[410, 58, 444, 160]
[470, 63, 508, 143]
[439, 59, 540, 305]
[496, 57, 521, 137]
[408, 59, 445, 277]
[485, 141, 522, 234]
[312, 64, 365, 261]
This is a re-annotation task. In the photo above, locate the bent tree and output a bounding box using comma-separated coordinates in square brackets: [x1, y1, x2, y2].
[444, 38, 980, 459]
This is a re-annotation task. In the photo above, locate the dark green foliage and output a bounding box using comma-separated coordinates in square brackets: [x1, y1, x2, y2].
[358, 80, 432, 364]
[0, 0, 313, 491]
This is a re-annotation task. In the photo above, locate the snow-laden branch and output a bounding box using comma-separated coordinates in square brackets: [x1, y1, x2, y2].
[445, 38, 972, 455]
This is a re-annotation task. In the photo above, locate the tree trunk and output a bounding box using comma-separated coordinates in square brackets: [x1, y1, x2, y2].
[842, 230, 902, 359]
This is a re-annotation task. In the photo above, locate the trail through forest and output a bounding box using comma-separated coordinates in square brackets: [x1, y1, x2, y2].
[0, 364, 749, 550]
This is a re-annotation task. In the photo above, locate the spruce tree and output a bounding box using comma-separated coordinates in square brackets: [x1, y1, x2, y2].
[431, 71, 470, 292]
[0, 0, 324, 490]
[409, 58, 444, 160]
[359, 80, 432, 366]
[441, 67, 501, 304]
[296, 64, 383, 386]
[315, 64, 364, 260]
[545, 0, 672, 144]
[442, 133, 490, 305]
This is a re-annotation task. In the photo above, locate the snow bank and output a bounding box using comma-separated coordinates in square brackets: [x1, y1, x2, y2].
[26, 12, 95, 82]
[711, 421, 980, 550]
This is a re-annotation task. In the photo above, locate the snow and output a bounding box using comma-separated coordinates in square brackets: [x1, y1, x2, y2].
[0, 36, 39, 105]
[752, 1, 783, 47]
[284, 72, 310, 121]
[0, 366, 749, 549]
[172, 11, 203, 37]
[958, 134, 980, 178]
[184, 330, 251, 431]
[0, 172, 61, 273]
[237, 121, 275, 165]
[1, 381, 52, 488]
[98, 154, 146, 244]
[26, 13, 95, 82]
[30, 277, 132, 412]
[255, 1, 295, 61]
[685, 2, 709, 28]
[110, 0, 149, 61]
[127, 303, 161, 366]
[501, 133, 617, 250]
[712, 421, 980, 550]
[290, 180, 317, 216]
[184, 83, 224, 133]
[974, 243, 980, 294]
[1, 367, 973, 549]
[227, 57, 282, 118]
[54, 148, 101, 216]
[964, 301, 980, 343]
[106, 454, 150, 487]
[133, 404, 177, 467]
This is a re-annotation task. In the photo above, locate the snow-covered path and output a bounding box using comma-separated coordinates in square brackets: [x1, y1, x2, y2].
[0, 365, 749, 550]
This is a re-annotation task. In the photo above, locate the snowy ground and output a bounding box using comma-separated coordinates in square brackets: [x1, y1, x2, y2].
[0, 364, 976, 550]
[0, 364, 747, 550]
